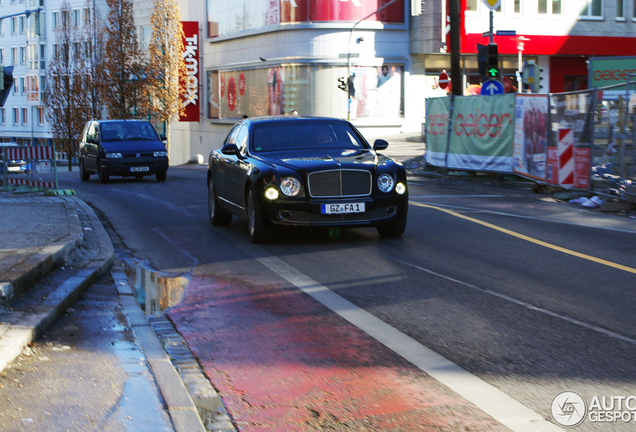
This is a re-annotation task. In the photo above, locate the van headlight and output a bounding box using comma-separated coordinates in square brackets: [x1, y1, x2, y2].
[154, 151, 168, 157]
[377, 173, 395, 193]
[105, 152, 122, 159]
[280, 177, 301, 197]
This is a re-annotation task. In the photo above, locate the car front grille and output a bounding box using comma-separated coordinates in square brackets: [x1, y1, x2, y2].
[277, 206, 396, 225]
[307, 169, 372, 198]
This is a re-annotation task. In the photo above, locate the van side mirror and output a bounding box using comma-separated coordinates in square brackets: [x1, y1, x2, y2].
[159, 134, 167, 141]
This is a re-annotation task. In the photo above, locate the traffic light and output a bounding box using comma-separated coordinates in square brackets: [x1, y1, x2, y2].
[486, 44, 499, 79]
[338, 77, 347, 92]
[0, 66, 14, 108]
[347, 75, 355, 98]
[477, 44, 488, 82]
[522, 60, 544, 93]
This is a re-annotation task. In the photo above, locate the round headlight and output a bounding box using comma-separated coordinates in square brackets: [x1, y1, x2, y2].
[377, 173, 395, 193]
[396, 182, 406, 195]
[265, 188, 279, 200]
[280, 177, 301, 197]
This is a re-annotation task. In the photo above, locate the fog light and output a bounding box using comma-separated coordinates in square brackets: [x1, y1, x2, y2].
[265, 188, 279, 200]
[396, 182, 406, 195]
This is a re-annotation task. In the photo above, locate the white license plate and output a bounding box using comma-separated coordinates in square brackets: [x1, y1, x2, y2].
[321, 203, 365, 214]
[130, 167, 149, 172]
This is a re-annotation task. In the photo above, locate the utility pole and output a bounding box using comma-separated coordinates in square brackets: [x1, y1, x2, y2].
[448, 0, 461, 96]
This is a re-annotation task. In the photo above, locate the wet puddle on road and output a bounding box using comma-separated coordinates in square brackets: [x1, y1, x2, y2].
[124, 264, 189, 315]
[122, 263, 234, 431]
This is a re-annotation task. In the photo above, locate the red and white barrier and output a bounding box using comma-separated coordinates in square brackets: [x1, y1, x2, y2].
[557, 128, 574, 187]
[2, 177, 56, 189]
[5, 146, 54, 161]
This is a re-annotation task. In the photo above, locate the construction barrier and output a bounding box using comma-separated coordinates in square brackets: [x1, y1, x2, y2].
[1, 144, 58, 190]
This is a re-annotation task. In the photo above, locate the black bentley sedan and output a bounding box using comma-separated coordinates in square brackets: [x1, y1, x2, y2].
[207, 116, 408, 243]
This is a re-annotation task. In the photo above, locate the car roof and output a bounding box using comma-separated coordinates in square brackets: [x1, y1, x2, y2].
[93, 119, 152, 124]
[0, 142, 18, 147]
[242, 116, 346, 125]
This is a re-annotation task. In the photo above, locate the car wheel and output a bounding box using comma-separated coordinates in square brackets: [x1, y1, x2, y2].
[246, 188, 268, 243]
[98, 165, 109, 184]
[79, 160, 90, 181]
[208, 178, 232, 226]
[156, 172, 166, 182]
[377, 219, 406, 238]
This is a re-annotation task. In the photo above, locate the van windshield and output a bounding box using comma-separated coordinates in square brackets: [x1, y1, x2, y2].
[101, 122, 159, 142]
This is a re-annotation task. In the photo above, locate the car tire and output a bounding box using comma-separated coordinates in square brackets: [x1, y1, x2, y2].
[98, 165, 109, 184]
[377, 219, 406, 238]
[208, 178, 232, 226]
[246, 188, 268, 243]
[156, 172, 167, 182]
[79, 160, 90, 181]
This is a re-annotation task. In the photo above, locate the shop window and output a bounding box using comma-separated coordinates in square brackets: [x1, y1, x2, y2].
[580, 0, 602, 18]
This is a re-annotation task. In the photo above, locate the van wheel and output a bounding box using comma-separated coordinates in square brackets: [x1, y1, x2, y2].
[79, 160, 90, 181]
[98, 165, 109, 183]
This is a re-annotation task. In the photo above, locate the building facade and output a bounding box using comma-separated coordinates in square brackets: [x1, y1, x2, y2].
[3, 0, 636, 166]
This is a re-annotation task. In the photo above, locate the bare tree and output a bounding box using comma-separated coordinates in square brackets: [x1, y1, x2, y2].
[146, 0, 187, 150]
[44, 1, 92, 171]
[102, 0, 145, 119]
[81, 0, 107, 119]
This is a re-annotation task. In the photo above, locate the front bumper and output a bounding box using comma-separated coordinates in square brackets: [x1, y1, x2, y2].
[262, 195, 408, 229]
[100, 157, 169, 177]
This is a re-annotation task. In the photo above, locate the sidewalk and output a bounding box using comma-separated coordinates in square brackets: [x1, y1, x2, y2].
[0, 188, 208, 432]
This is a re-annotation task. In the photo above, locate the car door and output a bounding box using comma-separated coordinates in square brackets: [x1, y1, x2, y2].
[225, 124, 250, 208]
[214, 124, 240, 208]
[81, 122, 99, 173]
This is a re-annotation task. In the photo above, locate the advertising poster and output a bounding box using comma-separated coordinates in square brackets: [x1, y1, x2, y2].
[513, 94, 549, 181]
[424, 97, 451, 167]
[209, 0, 404, 38]
[446, 94, 515, 173]
[549, 91, 594, 189]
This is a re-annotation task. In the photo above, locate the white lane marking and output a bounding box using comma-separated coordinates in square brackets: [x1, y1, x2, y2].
[234, 240, 564, 432]
[388, 256, 636, 346]
[410, 200, 636, 235]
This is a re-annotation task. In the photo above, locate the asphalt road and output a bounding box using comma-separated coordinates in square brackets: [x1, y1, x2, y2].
[57, 162, 636, 431]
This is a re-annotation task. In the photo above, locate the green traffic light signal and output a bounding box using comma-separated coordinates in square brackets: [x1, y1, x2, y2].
[488, 67, 499, 77]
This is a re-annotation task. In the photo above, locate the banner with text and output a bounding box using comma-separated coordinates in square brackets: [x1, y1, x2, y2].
[447, 94, 515, 173]
[424, 97, 451, 167]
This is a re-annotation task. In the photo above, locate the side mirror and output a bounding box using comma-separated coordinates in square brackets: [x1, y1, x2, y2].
[373, 139, 389, 151]
[86, 137, 98, 144]
[159, 134, 167, 141]
[221, 143, 241, 156]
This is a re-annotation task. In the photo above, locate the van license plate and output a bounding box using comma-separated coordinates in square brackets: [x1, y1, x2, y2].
[130, 167, 149, 172]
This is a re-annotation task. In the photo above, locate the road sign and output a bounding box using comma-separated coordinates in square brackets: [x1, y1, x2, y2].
[438, 71, 449, 90]
[496, 30, 516, 36]
[482, 0, 502, 10]
[481, 79, 504, 95]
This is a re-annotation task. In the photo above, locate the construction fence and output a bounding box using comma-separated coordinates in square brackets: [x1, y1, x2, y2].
[425, 87, 636, 202]
[0, 144, 59, 191]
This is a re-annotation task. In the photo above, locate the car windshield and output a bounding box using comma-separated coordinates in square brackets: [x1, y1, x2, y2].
[100, 122, 159, 142]
[251, 120, 367, 152]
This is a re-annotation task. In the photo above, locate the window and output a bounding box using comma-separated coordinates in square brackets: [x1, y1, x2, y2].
[12, 17, 17, 34]
[53, 12, 59, 28]
[19, 16, 25, 34]
[21, 76, 26, 94]
[37, 107, 44, 124]
[11, 47, 17, 65]
[617, 0, 625, 18]
[40, 45, 46, 69]
[20, 46, 26, 64]
[83, 8, 91, 26]
[21, 107, 27, 125]
[539, 0, 561, 14]
[0, 48, 4, 66]
[0, 19, 4, 36]
[580, 0, 602, 17]
[73, 9, 80, 27]
[141, 26, 152, 50]
[13, 107, 19, 125]
[0, 108, 5, 125]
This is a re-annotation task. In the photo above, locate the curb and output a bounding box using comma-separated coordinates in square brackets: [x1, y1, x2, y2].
[0, 197, 115, 372]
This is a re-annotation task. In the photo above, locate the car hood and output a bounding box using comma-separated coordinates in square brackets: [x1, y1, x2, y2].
[256, 148, 391, 172]
[102, 140, 165, 152]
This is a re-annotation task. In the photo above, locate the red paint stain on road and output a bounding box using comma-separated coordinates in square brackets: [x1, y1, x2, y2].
[167, 276, 508, 431]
